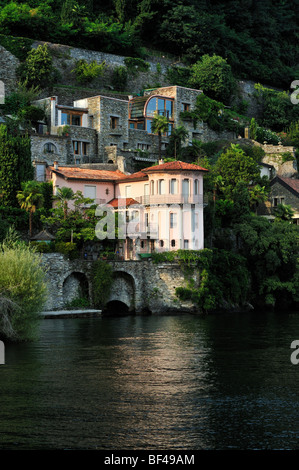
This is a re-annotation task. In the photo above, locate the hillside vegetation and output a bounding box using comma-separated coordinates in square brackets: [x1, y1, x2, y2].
[0, 0, 297, 88]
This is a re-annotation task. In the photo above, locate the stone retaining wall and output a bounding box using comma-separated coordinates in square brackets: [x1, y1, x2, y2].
[41, 253, 197, 315]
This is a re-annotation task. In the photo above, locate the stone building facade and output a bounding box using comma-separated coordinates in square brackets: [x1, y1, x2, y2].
[31, 85, 235, 173]
[257, 176, 299, 224]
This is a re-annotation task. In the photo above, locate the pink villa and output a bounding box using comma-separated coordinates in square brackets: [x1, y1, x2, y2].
[47, 160, 208, 260]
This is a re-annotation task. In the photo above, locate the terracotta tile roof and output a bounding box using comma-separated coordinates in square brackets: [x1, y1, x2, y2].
[273, 176, 299, 195]
[141, 161, 209, 172]
[108, 197, 140, 208]
[50, 166, 126, 182]
[117, 171, 148, 182]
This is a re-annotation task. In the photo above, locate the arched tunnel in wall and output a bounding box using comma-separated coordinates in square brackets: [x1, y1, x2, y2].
[103, 271, 136, 316]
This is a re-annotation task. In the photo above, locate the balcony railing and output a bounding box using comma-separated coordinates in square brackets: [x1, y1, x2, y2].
[134, 194, 208, 206]
[126, 222, 158, 238]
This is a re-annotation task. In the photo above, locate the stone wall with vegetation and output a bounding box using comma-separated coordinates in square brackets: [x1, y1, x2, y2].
[41, 253, 196, 314]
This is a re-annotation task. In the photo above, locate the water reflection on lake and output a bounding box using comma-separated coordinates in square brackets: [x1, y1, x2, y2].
[1, 311, 299, 450]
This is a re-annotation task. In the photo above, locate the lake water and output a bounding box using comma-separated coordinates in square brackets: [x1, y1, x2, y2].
[1, 311, 299, 450]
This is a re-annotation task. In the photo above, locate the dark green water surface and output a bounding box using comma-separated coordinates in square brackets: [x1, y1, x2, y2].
[1, 311, 299, 450]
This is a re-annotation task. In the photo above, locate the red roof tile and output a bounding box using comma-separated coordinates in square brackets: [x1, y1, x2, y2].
[108, 197, 140, 208]
[117, 171, 148, 182]
[50, 166, 126, 182]
[141, 161, 209, 172]
[274, 176, 299, 194]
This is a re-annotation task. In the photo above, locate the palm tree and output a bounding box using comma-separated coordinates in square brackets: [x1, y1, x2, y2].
[55, 187, 74, 219]
[169, 125, 189, 159]
[151, 112, 169, 161]
[17, 181, 44, 237]
[249, 184, 268, 213]
[273, 203, 294, 222]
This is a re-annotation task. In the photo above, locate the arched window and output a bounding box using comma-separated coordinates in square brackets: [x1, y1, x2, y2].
[194, 179, 199, 195]
[150, 180, 155, 195]
[44, 142, 56, 154]
[158, 179, 165, 195]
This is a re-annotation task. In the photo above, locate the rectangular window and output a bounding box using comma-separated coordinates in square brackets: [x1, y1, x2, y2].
[158, 179, 165, 195]
[183, 179, 189, 198]
[110, 116, 119, 129]
[82, 142, 88, 156]
[36, 164, 45, 182]
[61, 112, 70, 125]
[182, 103, 190, 112]
[158, 98, 165, 116]
[73, 141, 79, 154]
[72, 114, 81, 126]
[166, 100, 173, 118]
[146, 119, 153, 133]
[61, 112, 83, 126]
[150, 180, 155, 195]
[125, 185, 131, 197]
[170, 179, 177, 194]
[184, 240, 189, 249]
[84, 185, 96, 201]
[170, 213, 177, 229]
[73, 141, 88, 156]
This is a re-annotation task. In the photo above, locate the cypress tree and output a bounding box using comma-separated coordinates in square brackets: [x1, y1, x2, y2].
[0, 125, 34, 207]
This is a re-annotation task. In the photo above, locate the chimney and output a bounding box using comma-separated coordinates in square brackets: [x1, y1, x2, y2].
[53, 161, 59, 170]
[159, 159, 164, 165]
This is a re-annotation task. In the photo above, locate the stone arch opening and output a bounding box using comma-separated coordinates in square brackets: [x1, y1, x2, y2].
[103, 300, 130, 316]
[63, 271, 89, 306]
[105, 270, 135, 314]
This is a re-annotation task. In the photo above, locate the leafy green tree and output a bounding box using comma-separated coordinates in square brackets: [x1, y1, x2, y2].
[234, 215, 299, 309]
[175, 248, 250, 314]
[18, 44, 57, 89]
[17, 181, 44, 237]
[189, 54, 236, 104]
[215, 144, 261, 198]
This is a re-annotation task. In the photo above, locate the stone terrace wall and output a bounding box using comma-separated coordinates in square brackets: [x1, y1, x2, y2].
[33, 40, 178, 97]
